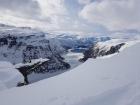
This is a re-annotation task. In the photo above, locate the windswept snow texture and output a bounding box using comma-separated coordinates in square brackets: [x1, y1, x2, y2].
[0, 42, 140, 105]
[0, 62, 24, 91]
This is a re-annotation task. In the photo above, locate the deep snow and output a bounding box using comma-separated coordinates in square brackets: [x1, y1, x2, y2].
[0, 62, 24, 91]
[0, 41, 140, 105]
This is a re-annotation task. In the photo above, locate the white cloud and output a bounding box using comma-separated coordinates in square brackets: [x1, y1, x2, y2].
[37, 0, 68, 29]
[0, 0, 109, 34]
[0, 13, 51, 29]
[78, 0, 92, 5]
[0, 0, 69, 30]
[37, 0, 67, 17]
[0, 0, 41, 19]
[2, 0, 139, 35]
[80, 0, 140, 31]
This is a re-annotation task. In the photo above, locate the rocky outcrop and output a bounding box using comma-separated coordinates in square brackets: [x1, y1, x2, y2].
[80, 42, 125, 62]
[16, 59, 70, 85]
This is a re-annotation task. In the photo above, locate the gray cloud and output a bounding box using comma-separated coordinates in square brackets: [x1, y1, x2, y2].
[0, 0, 41, 19]
[0, 0, 69, 30]
[1, 0, 138, 35]
[80, 0, 140, 31]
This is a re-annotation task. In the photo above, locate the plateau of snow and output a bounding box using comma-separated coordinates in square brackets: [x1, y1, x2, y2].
[0, 41, 140, 105]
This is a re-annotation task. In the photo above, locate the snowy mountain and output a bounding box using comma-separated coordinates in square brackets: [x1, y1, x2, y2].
[52, 34, 111, 53]
[0, 40, 140, 105]
[80, 39, 137, 61]
[0, 24, 71, 84]
[0, 27, 65, 64]
[0, 23, 115, 85]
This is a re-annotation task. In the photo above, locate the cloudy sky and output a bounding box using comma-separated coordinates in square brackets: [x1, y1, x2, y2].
[0, 0, 140, 34]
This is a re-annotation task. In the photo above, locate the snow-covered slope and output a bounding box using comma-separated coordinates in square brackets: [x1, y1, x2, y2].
[0, 62, 24, 91]
[80, 39, 139, 61]
[0, 41, 140, 105]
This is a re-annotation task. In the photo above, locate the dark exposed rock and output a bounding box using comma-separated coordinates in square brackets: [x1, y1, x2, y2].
[17, 82, 28, 87]
[0, 38, 8, 46]
[16, 59, 70, 84]
[80, 43, 125, 62]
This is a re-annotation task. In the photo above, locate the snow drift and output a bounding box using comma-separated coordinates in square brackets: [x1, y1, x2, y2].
[0, 41, 140, 105]
[0, 62, 24, 91]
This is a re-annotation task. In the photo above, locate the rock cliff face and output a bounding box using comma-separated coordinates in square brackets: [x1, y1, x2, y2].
[80, 42, 125, 62]
[16, 59, 70, 85]
[0, 33, 65, 64]
[0, 26, 70, 84]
